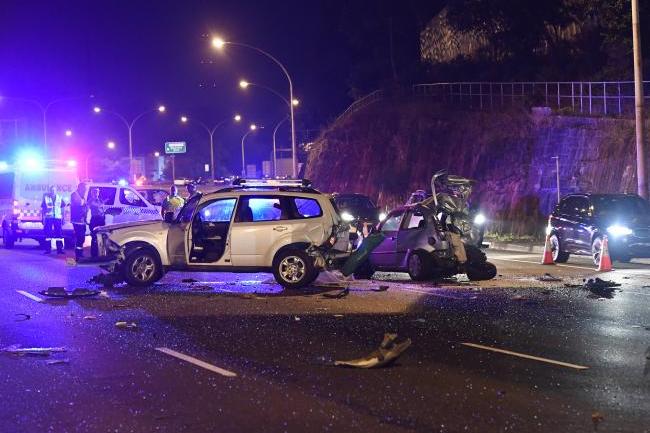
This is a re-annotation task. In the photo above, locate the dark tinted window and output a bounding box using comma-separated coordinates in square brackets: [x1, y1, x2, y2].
[291, 197, 322, 219]
[0, 173, 13, 199]
[335, 196, 375, 209]
[593, 195, 650, 216]
[560, 196, 589, 216]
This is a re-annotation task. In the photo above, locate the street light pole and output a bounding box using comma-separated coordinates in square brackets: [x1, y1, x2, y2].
[632, 0, 648, 199]
[240, 125, 258, 177]
[552, 156, 560, 203]
[272, 117, 289, 177]
[213, 39, 298, 177]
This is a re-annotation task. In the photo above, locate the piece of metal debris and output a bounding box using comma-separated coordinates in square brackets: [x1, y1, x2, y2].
[83, 315, 97, 320]
[371, 285, 390, 292]
[46, 358, 70, 365]
[537, 273, 562, 282]
[334, 333, 411, 369]
[39, 288, 101, 298]
[323, 287, 350, 299]
[181, 278, 199, 283]
[15, 313, 31, 321]
[2, 345, 66, 356]
[115, 321, 137, 329]
[189, 285, 213, 291]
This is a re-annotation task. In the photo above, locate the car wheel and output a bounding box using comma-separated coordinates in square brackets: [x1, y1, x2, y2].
[122, 248, 162, 287]
[273, 248, 317, 290]
[353, 260, 375, 280]
[466, 261, 497, 281]
[591, 236, 603, 266]
[407, 251, 432, 281]
[2, 227, 14, 249]
[550, 234, 570, 263]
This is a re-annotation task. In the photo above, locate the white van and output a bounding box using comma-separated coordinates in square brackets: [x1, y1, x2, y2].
[0, 160, 160, 248]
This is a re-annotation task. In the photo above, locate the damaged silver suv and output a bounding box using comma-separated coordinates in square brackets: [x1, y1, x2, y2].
[94, 180, 350, 289]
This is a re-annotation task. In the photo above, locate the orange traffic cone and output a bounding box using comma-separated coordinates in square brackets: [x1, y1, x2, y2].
[541, 234, 555, 265]
[598, 235, 613, 272]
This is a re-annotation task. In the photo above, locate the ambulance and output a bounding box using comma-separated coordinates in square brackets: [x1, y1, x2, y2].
[0, 158, 160, 248]
[0, 159, 78, 248]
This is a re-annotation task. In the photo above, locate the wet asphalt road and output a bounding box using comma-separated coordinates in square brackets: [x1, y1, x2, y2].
[1, 243, 649, 433]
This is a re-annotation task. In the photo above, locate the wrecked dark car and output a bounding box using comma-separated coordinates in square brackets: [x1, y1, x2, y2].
[353, 200, 497, 281]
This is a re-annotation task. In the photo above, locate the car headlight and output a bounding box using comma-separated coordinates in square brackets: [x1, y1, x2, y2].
[340, 212, 355, 222]
[473, 213, 486, 225]
[607, 225, 633, 237]
[378, 212, 387, 221]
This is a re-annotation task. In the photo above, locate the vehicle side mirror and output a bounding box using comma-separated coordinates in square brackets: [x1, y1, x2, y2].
[164, 212, 175, 224]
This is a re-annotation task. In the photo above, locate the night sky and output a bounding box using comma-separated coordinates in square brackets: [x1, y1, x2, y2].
[0, 0, 365, 176]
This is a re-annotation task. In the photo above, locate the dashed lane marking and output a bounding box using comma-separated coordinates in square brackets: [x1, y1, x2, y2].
[155, 347, 237, 378]
[461, 342, 589, 370]
[16, 290, 43, 303]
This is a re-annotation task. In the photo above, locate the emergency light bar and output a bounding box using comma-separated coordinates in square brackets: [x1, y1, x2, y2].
[233, 178, 312, 188]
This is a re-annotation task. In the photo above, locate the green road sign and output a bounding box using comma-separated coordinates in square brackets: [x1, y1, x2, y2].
[165, 141, 187, 154]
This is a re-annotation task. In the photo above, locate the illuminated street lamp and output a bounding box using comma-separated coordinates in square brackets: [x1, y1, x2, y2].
[154, 151, 160, 157]
[65, 129, 73, 137]
[180, 114, 243, 179]
[212, 36, 298, 177]
[238, 79, 299, 109]
[93, 104, 167, 178]
[107, 141, 116, 150]
[241, 123, 259, 177]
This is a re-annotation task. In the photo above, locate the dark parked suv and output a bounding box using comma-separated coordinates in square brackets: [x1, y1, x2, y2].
[549, 193, 650, 265]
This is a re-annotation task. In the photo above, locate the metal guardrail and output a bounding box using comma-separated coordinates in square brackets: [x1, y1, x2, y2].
[335, 81, 650, 123]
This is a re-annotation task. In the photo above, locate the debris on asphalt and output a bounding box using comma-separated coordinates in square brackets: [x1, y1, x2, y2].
[2, 345, 66, 356]
[15, 313, 31, 321]
[65, 258, 76, 266]
[413, 318, 426, 323]
[323, 287, 350, 299]
[333, 314, 344, 318]
[83, 315, 97, 320]
[564, 283, 583, 288]
[537, 273, 562, 282]
[583, 278, 620, 299]
[181, 278, 199, 283]
[294, 316, 301, 321]
[115, 321, 137, 329]
[39, 287, 101, 298]
[88, 272, 122, 288]
[334, 333, 411, 369]
[371, 285, 390, 292]
[46, 358, 70, 365]
[591, 412, 604, 430]
[189, 285, 213, 291]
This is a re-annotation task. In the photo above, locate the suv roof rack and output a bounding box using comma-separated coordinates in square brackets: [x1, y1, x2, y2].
[232, 178, 312, 188]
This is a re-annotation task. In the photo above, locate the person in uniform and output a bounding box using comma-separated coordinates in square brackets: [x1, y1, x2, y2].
[87, 188, 106, 258]
[41, 185, 65, 254]
[161, 185, 185, 219]
[186, 182, 201, 201]
[70, 182, 89, 259]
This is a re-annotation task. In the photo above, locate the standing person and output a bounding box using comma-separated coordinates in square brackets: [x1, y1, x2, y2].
[41, 185, 65, 254]
[161, 185, 185, 219]
[87, 188, 106, 258]
[70, 182, 89, 259]
[186, 182, 201, 201]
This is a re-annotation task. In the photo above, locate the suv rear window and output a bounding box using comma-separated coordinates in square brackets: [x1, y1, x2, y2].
[291, 197, 322, 219]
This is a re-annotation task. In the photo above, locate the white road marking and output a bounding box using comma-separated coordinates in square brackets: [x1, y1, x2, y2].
[155, 347, 237, 378]
[490, 257, 596, 271]
[461, 342, 589, 370]
[16, 290, 43, 303]
[402, 288, 467, 300]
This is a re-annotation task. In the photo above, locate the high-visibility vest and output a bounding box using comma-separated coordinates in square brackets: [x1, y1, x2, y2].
[42, 194, 63, 219]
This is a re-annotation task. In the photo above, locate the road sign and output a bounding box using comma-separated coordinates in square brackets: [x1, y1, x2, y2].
[165, 141, 186, 154]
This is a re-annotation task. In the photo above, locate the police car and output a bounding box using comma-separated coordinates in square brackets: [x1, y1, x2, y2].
[0, 158, 160, 248]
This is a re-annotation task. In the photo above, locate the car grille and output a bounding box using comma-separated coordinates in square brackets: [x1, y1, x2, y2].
[635, 228, 650, 239]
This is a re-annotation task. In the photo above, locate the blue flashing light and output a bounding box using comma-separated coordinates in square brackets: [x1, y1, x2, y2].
[118, 179, 128, 186]
[0, 161, 8, 171]
[16, 150, 44, 171]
